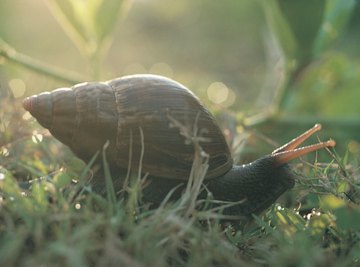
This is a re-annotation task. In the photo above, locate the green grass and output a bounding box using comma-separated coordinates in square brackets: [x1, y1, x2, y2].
[1, 99, 360, 267]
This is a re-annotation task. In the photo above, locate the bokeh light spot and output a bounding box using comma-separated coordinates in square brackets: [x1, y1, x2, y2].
[207, 82, 229, 104]
[149, 62, 173, 78]
[9, 78, 26, 98]
[348, 140, 360, 154]
[22, 111, 32, 120]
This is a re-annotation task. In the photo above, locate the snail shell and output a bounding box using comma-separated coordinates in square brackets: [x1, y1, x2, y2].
[24, 74, 232, 180]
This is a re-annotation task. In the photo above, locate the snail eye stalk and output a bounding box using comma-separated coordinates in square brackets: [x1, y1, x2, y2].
[271, 124, 336, 165]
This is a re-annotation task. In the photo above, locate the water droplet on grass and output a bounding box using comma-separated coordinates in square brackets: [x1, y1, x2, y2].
[32, 131, 43, 143]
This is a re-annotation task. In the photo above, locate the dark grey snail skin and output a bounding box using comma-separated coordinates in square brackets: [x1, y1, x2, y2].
[23, 74, 335, 217]
[139, 155, 295, 216]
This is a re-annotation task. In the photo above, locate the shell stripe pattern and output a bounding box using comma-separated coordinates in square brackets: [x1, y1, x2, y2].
[33, 75, 233, 181]
[109, 75, 233, 180]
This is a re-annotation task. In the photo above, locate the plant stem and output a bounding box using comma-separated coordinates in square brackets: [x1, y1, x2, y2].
[0, 39, 86, 84]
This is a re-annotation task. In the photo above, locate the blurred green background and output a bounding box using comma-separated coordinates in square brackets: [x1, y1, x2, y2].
[1, 0, 360, 159]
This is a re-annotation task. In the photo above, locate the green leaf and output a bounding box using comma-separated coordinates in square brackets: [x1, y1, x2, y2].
[53, 171, 72, 188]
[46, 0, 91, 54]
[260, 0, 298, 65]
[46, 0, 133, 57]
[285, 52, 360, 117]
[278, 0, 326, 63]
[313, 0, 356, 56]
[320, 195, 346, 210]
[95, 0, 132, 46]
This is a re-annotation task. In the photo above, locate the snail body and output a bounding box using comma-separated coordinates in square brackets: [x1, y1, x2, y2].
[23, 74, 335, 216]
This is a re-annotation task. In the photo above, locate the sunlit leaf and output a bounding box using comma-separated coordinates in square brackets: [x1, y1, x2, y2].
[307, 213, 334, 234]
[285, 52, 360, 117]
[320, 195, 346, 210]
[46, 0, 91, 53]
[46, 0, 133, 57]
[337, 180, 349, 194]
[95, 0, 133, 46]
[31, 181, 48, 208]
[53, 171, 73, 188]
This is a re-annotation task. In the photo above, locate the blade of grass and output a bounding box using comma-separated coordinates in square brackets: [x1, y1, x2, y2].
[102, 141, 117, 214]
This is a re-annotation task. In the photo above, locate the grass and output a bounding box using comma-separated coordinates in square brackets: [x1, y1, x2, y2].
[1, 98, 360, 267]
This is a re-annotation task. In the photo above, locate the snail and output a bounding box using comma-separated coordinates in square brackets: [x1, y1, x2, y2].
[23, 74, 335, 216]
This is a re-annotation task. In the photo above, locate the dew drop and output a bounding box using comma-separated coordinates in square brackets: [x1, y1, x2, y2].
[1, 148, 9, 157]
[32, 131, 43, 143]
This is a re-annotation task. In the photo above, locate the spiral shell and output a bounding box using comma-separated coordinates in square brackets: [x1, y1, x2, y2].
[23, 74, 233, 180]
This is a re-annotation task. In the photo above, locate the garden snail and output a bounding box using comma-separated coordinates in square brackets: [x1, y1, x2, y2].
[23, 74, 335, 216]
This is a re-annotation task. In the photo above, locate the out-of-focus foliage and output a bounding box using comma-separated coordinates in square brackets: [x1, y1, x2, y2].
[265, 0, 356, 65]
[253, 0, 360, 157]
[1, 0, 359, 127]
[279, 0, 326, 62]
[287, 53, 360, 117]
[260, 0, 358, 115]
[0, 1, 266, 111]
[314, 0, 357, 56]
[47, 0, 132, 54]
[0, 1, 360, 266]
[46, 0, 133, 78]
